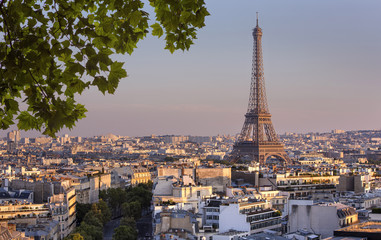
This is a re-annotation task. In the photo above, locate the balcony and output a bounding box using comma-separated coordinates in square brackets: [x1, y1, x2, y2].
[277, 184, 336, 191]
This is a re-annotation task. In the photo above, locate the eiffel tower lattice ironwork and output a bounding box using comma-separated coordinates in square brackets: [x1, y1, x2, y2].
[231, 15, 291, 165]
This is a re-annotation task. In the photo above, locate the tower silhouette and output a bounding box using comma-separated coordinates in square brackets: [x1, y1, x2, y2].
[231, 15, 291, 165]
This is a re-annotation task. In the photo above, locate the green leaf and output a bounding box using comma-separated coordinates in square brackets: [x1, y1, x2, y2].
[92, 76, 108, 94]
[107, 62, 127, 93]
[151, 23, 163, 38]
[74, 52, 84, 61]
[17, 111, 42, 131]
[129, 11, 142, 27]
[4, 99, 19, 113]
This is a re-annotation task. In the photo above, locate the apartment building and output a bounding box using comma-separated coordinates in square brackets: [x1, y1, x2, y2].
[219, 200, 282, 234]
[288, 200, 358, 238]
[72, 173, 111, 204]
[275, 173, 339, 199]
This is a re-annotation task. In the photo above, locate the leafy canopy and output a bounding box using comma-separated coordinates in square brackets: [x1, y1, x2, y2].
[0, 0, 209, 137]
[64, 233, 84, 240]
[112, 225, 137, 240]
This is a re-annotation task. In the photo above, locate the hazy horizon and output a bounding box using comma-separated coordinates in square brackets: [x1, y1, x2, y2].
[2, 128, 381, 139]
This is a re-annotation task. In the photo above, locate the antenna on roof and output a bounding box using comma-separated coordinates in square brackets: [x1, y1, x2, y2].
[256, 12, 259, 26]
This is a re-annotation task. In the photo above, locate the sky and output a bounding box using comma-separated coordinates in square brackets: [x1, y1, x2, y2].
[4, 0, 381, 138]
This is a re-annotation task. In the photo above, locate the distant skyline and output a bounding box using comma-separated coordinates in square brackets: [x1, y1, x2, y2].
[2, 0, 381, 138]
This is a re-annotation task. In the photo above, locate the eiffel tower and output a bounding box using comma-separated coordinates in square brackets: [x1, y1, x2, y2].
[231, 15, 291, 165]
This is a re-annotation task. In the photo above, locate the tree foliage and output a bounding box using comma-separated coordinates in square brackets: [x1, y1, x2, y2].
[100, 187, 128, 216]
[0, 0, 209, 137]
[65, 233, 84, 240]
[114, 217, 137, 240]
[372, 208, 381, 213]
[112, 225, 137, 240]
[72, 200, 112, 240]
[83, 211, 103, 228]
[101, 182, 153, 220]
[120, 216, 136, 228]
[76, 222, 103, 240]
[125, 183, 153, 208]
[76, 203, 92, 225]
[122, 201, 141, 220]
[97, 199, 111, 225]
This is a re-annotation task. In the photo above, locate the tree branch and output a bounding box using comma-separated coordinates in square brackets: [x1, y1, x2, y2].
[27, 69, 49, 100]
[0, 0, 5, 9]
[0, 4, 13, 49]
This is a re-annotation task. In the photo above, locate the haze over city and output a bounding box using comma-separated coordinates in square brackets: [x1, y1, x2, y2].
[4, 0, 381, 137]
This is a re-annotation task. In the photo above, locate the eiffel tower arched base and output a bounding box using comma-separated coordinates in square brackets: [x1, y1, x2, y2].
[230, 141, 291, 165]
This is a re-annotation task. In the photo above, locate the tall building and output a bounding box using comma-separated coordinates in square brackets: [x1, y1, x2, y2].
[7, 130, 21, 143]
[7, 130, 20, 153]
[231, 15, 290, 165]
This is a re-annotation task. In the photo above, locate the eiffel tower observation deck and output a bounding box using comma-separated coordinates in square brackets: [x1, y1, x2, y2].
[231, 15, 291, 165]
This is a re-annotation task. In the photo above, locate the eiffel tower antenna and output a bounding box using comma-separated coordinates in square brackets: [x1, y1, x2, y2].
[231, 16, 291, 165]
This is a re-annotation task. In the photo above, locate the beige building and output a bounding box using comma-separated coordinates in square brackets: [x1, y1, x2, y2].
[288, 200, 358, 238]
[275, 173, 340, 199]
[153, 177, 213, 212]
[0, 203, 50, 222]
[225, 187, 287, 213]
[337, 174, 371, 194]
[0, 222, 29, 240]
[154, 210, 199, 239]
[112, 166, 151, 186]
[196, 167, 231, 192]
[49, 186, 76, 239]
[129, 167, 151, 185]
[157, 166, 193, 179]
[158, 166, 231, 192]
[7, 179, 77, 239]
[73, 173, 111, 204]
